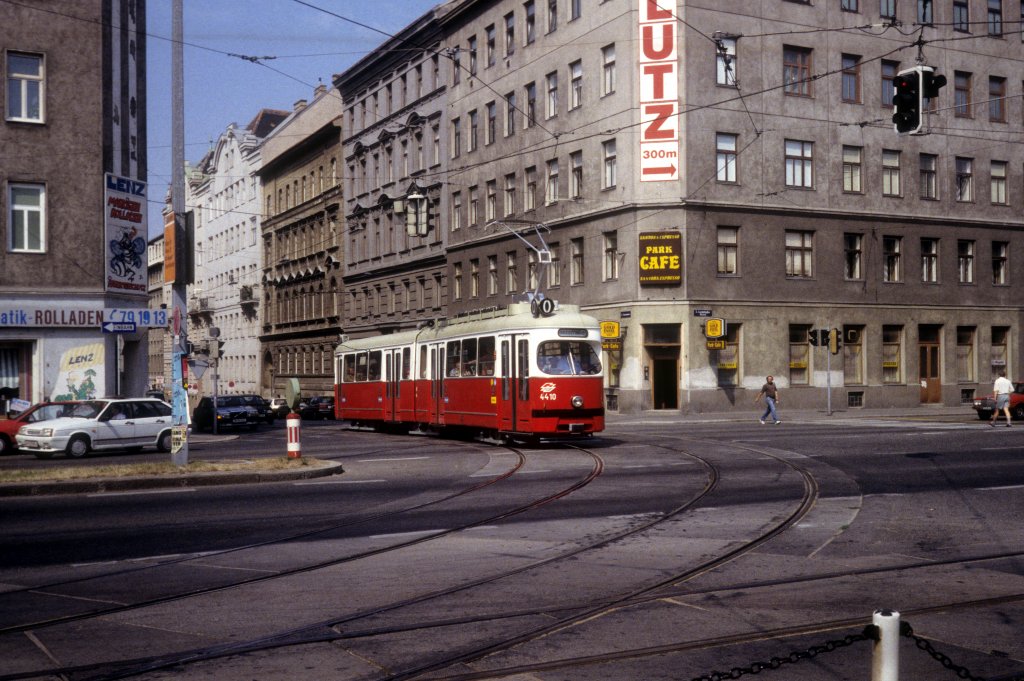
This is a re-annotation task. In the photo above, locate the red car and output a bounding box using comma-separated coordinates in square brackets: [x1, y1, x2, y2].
[0, 401, 82, 454]
[973, 381, 1024, 420]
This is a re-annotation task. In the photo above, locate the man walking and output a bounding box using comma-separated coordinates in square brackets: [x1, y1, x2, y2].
[990, 370, 1014, 427]
[755, 375, 781, 425]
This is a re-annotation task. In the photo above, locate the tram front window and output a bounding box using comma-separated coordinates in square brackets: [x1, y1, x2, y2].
[538, 341, 601, 375]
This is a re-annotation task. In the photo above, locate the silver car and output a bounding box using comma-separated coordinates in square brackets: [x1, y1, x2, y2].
[16, 398, 174, 459]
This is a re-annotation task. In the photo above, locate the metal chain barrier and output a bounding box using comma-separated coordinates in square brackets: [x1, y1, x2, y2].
[900, 621, 996, 681]
[687, 626, 877, 681]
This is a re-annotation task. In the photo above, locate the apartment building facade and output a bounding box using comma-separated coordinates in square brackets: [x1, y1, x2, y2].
[1, 0, 149, 408]
[258, 87, 344, 398]
[412, 0, 1022, 413]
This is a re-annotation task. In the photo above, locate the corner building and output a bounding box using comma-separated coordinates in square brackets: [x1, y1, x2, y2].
[353, 0, 1022, 414]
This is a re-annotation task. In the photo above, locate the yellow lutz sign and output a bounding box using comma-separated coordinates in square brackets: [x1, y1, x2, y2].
[600, 321, 620, 338]
[704, 318, 726, 339]
[638, 231, 681, 286]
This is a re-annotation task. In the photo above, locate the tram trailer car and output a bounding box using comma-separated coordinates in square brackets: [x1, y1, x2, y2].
[335, 303, 605, 441]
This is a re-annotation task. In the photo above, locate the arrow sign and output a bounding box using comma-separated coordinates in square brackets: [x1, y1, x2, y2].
[102, 321, 137, 333]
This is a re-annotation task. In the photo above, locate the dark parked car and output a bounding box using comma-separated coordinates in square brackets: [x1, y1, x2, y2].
[192, 396, 260, 432]
[0, 401, 82, 454]
[973, 380, 1024, 420]
[236, 394, 274, 424]
[300, 396, 336, 420]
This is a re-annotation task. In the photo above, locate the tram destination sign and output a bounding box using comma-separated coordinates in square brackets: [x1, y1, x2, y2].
[638, 231, 681, 286]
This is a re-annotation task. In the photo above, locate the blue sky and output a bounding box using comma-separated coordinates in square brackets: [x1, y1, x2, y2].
[145, 0, 439, 236]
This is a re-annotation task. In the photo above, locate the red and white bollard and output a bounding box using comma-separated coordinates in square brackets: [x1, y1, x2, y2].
[286, 412, 301, 459]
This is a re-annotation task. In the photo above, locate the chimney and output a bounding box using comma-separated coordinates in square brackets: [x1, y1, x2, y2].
[293, 98, 307, 113]
[314, 83, 327, 97]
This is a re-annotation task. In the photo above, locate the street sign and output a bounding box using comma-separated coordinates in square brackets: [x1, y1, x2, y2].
[104, 308, 168, 328]
[706, 340, 726, 350]
[101, 321, 137, 333]
[693, 308, 713, 317]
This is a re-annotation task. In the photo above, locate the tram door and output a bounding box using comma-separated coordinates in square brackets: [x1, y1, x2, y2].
[498, 335, 530, 432]
[429, 343, 444, 425]
[384, 350, 400, 421]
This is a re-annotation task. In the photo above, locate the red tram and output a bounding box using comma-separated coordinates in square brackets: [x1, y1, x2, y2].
[334, 303, 605, 441]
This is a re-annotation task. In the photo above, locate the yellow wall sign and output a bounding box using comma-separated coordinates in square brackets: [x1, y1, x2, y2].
[704, 318, 726, 339]
[706, 340, 726, 350]
[600, 321, 620, 338]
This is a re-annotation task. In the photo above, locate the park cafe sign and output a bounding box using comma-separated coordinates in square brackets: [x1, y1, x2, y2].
[638, 231, 681, 286]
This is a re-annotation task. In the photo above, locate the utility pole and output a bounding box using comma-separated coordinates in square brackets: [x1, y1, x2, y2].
[169, 0, 189, 465]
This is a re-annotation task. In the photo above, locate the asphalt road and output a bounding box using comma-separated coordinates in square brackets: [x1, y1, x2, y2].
[0, 415, 1022, 681]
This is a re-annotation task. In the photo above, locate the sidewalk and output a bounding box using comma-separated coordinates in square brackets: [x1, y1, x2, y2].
[606, 404, 979, 425]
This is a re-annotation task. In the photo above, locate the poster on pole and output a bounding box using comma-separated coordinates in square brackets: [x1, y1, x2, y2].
[104, 173, 148, 295]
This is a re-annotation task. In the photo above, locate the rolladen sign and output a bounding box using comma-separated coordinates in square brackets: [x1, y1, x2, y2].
[638, 231, 681, 286]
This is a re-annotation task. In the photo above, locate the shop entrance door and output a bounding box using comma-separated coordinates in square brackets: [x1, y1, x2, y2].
[919, 325, 942, 403]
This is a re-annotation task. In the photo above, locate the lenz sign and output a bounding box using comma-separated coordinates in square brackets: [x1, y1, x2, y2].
[638, 231, 681, 286]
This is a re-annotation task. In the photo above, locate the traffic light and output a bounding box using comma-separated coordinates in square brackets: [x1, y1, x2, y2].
[210, 339, 225, 361]
[828, 328, 843, 355]
[892, 67, 922, 134]
[922, 69, 947, 101]
[808, 329, 820, 346]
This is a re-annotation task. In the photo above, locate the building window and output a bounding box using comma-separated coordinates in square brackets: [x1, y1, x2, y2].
[506, 251, 518, 292]
[525, 166, 537, 210]
[841, 0, 859, 10]
[469, 185, 479, 226]
[883, 236, 902, 282]
[602, 44, 616, 95]
[603, 139, 617, 189]
[525, 81, 537, 128]
[451, 117, 461, 157]
[783, 45, 812, 97]
[470, 259, 480, 298]
[528, 250, 539, 290]
[525, 0, 536, 44]
[955, 157, 973, 202]
[918, 0, 933, 23]
[957, 327, 976, 382]
[486, 180, 497, 220]
[844, 233, 863, 280]
[569, 60, 583, 110]
[717, 324, 741, 387]
[785, 139, 813, 188]
[546, 71, 558, 118]
[717, 133, 738, 183]
[954, 71, 972, 117]
[841, 54, 861, 103]
[988, 0, 1002, 34]
[504, 173, 517, 216]
[468, 109, 479, 152]
[958, 239, 975, 283]
[718, 226, 738, 275]
[989, 76, 1006, 122]
[919, 153, 938, 199]
[486, 100, 496, 144]
[546, 158, 559, 204]
[992, 241, 1008, 284]
[570, 151, 583, 198]
[5, 52, 44, 122]
[468, 36, 478, 75]
[504, 13, 515, 56]
[991, 160, 1007, 204]
[921, 237, 939, 283]
[451, 191, 462, 231]
[716, 37, 737, 86]
[880, 60, 898, 107]
[547, 0, 558, 32]
[844, 325, 866, 385]
[7, 183, 45, 252]
[880, 0, 896, 18]
[548, 242, 561, 287]
[603, 231, 618, 281]
[453, 262, 463, 301]
[505, 91, 516, 136]
[882, 150, 901, 196]
[790, 325, 811, 386]
[842, 145, 862, 193]
[882, 325, 903, 383]
[571, 0, 581, 20]
[486, 24, 496, 67]
[785, 230, 813, 278]
[953, 0, 970, 31]
[571, 237, 584, 285]
[488, 255, 499, 295]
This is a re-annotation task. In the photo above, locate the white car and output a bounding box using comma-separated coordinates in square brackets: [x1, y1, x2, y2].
[16, 398, 174, 459]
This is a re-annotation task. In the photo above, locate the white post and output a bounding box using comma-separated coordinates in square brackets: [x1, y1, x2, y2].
[872, 608, 900, 681]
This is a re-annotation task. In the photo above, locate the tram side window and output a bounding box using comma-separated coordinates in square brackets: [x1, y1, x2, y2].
[462, 338, 478, 376]
[368, 351, 382, 381]
[355, 352, 368, 381]
[478, 336, 495, 375]
[538, 341, 602, 375]
[419, 346, 429, 379]
[446, 341, 462, 377]
[402, 347, 412, 379]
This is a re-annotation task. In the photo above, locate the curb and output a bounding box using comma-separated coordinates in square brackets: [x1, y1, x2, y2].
[0, 460, 344, 498]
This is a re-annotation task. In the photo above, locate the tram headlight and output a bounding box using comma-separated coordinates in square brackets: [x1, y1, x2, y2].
[571, 395, 584, 409]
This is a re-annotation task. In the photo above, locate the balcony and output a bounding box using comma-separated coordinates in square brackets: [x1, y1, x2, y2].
[240, 286, 258, 306]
